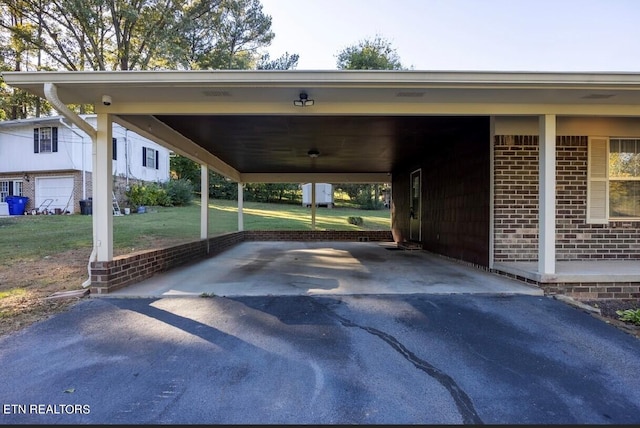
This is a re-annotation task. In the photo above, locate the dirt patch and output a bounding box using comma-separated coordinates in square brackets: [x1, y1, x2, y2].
[0, 248, 89, 337]
[0, 238, 194, 338]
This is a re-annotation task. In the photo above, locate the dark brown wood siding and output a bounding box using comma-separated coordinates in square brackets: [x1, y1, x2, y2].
[392, 117, 490, 267]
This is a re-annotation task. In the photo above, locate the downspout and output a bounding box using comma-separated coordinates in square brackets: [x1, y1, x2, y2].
[58, 118, 87, 200]
[44, 83, 98, 288]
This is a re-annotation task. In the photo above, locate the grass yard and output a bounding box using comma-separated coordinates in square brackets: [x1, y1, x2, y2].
[0, 199, 390, 337]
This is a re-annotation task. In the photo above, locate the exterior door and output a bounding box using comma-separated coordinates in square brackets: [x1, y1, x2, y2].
[410, 169, 421, 241]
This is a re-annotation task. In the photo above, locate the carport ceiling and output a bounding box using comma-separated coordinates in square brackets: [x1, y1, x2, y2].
[152, 114, 470, 174]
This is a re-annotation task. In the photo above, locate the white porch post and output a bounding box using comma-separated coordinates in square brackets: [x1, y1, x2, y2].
[201, 164, 209, 240]
[238, 182, 244, 231]
[94, 113, 113, 261]
[311, 182, 317, 229]
[539, 114, 556, 274]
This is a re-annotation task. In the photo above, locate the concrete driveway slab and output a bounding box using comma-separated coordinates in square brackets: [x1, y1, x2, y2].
[106, 242, 543, 297]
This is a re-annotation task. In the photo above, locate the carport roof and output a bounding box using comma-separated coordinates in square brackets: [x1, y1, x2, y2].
[5, 69, 640, 182]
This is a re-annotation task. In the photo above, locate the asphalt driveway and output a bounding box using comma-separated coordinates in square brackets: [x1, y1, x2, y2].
[1, 294, 639, 424]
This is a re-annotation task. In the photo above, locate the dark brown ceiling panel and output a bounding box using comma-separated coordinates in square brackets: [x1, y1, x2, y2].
[155, 115, 489, 174]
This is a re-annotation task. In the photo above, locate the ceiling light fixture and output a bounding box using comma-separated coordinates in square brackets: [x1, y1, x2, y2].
[307, 149, 320, 158]
[294, 92, 314, 107]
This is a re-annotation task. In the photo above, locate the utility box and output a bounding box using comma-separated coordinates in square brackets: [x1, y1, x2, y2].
[302, 183, 333, 208]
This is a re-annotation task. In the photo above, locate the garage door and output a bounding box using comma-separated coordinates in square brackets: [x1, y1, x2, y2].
[36, 177, 74, 213]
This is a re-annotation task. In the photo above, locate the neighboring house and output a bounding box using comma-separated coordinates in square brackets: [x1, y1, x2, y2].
[0, 115, 171, 214]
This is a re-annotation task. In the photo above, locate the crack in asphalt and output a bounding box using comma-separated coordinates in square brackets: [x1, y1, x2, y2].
[330, 311, 483, 425]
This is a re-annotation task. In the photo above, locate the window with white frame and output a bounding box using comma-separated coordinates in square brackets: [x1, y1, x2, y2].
[33, 127, 58, 153]
[588, 137, 640, 222]
[142, 147, 159, 169]
[609, 138, 640, 218]
[0, 180, 23, 202]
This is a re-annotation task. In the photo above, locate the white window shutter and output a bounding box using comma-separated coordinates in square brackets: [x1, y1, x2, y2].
[587, 137, 608, 224]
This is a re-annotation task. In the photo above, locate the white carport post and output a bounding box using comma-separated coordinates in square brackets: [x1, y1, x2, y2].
[539, 114, 556, 275]
[238, 183, 244, 231]
[201, 164, 209, 240]
[311, 181, 317, 229]
[95, 113, 113, 261]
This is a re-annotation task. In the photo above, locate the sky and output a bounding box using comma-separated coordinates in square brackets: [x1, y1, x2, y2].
[259, 0, 640, 72]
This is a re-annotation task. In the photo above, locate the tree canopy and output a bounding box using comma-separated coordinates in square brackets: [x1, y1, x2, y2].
[336, 34, 405, 70]
[0, 0, 292, 118]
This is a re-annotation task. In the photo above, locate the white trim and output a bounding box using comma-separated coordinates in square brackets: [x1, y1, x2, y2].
[539, 115, 556, 275]
[201, 165, 209, 241]
[94, 114, 113, 261]
[489, 116, 496, 269]
[410, 168, 422, 242]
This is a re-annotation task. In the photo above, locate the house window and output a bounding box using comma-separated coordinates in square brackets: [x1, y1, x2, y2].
[0, 180, 23, 202]
[587, 137, 640, 223]
[142, 147, 159, 169]
[609, 138, 640, 219]
[33, 127, 58, 153]
[112, 138, 118, 160]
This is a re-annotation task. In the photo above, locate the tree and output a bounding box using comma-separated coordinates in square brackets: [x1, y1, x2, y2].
[0, 0, 278, 72]
[334, 35, 403, 208]
[336, 34, 404, 70]
[196, 0, 274, 69]
[257, 51, 298, 70]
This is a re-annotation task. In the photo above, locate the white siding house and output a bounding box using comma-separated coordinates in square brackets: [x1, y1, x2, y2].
[0, 115, 171, 214]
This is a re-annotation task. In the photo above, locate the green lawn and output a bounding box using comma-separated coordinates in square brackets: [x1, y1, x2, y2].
[0, 199, 390, 262]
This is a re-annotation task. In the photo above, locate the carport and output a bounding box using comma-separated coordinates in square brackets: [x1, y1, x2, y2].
[3, 70, 640, 297]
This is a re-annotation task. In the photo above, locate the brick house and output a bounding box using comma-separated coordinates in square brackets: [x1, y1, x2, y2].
[0, 115, 171, 214]
[2, 70, 639, 298]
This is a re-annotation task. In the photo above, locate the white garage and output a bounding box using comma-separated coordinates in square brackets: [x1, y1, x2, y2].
[35, 176, 74, 213]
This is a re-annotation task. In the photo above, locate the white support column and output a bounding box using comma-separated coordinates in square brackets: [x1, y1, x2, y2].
[94, 113, 113, 261]
[539, 114, 556, 275]
[238, 182, 244, 231]
[489, 116, 496, 269]
[311, 182, 317, 229]
[201, 165, 209, 240]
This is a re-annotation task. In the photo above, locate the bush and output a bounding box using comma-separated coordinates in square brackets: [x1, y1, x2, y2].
[347, 216, 363, 226]
[165, 179, 194, 206]
[126, 182, 172, 208]
[616, 308, 640, 325]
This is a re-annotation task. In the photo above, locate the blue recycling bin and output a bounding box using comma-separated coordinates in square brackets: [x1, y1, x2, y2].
[5, 196, 29, 215]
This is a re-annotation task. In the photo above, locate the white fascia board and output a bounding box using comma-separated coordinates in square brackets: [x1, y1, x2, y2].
[95, 101, 640, 117]
[6, 70, 640, 88]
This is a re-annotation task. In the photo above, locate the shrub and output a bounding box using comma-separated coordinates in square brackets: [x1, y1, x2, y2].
[347, 216, 363, 226]
[126, 182, 172, 208]
[616, 308, 640, 325]
[165, 179, 194, 206]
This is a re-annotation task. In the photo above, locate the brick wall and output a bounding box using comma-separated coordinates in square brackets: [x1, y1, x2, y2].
[90, 230, 394, 294]
[494, 136, 539, 261]
[494, 135, 640, 262]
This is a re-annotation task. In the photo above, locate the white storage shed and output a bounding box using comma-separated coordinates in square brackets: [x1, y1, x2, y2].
[302, 183, 333, 208]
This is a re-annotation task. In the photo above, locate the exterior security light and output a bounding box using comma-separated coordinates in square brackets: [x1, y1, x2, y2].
[294, 92, 314, 107]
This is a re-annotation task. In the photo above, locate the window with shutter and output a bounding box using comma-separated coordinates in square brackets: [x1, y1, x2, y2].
[33, 127, 58, 153]
[587, 137, 608, 224]
[143, 146, 156, 168]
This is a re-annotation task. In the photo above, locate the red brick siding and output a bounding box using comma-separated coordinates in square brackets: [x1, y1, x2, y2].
[494, 135, 640, 262]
